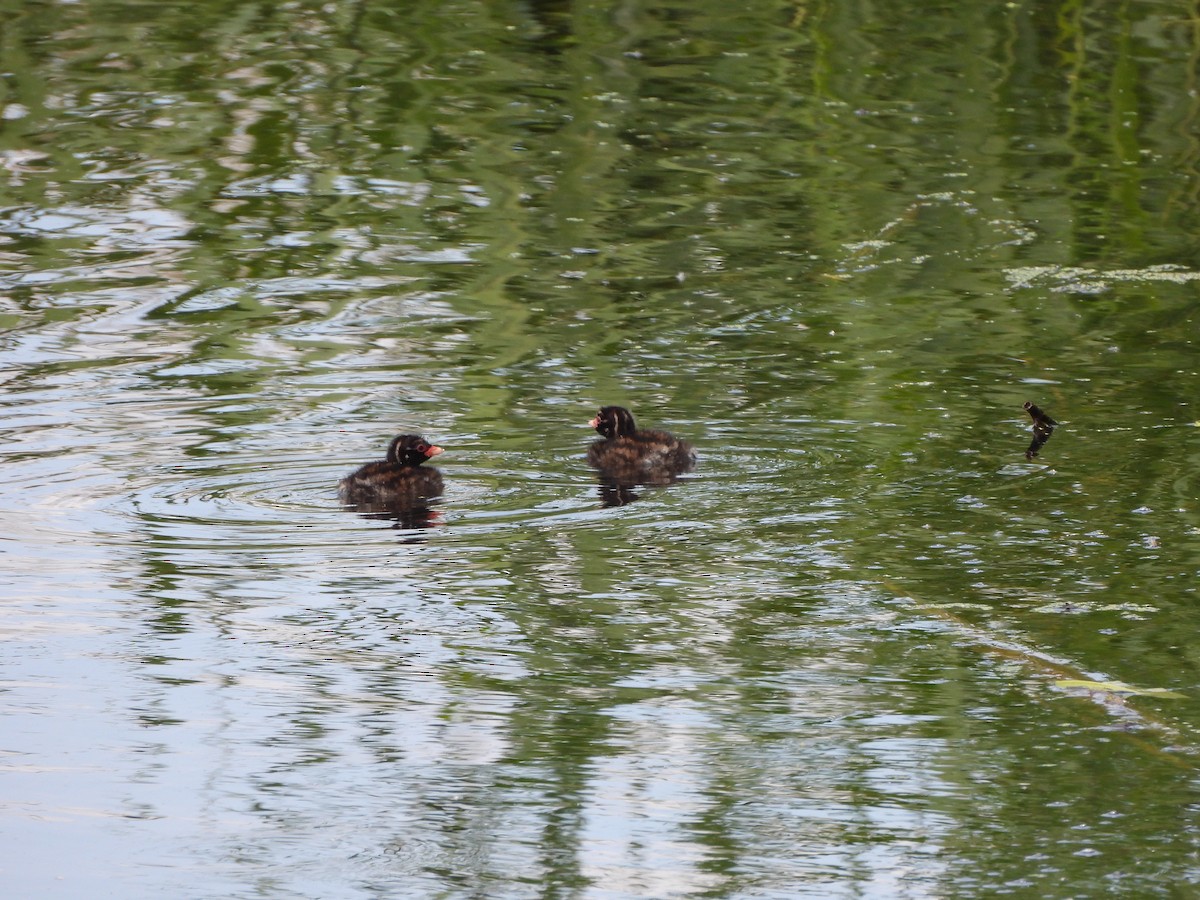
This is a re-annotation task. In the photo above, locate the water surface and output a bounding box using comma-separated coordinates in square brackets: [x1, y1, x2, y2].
[4, 0, 1200, 897]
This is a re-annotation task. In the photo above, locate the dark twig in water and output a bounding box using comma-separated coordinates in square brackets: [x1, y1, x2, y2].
[1023, 401, 1058, 459]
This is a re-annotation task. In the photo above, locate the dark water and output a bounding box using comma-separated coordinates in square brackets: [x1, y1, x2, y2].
[4, 0, 1200, 896]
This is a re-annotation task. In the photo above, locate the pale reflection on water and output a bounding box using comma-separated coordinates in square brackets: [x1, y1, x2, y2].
[1, 364, 964, 898]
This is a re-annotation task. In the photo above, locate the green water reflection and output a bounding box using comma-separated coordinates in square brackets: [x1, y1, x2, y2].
[4, 0, 1200, 896]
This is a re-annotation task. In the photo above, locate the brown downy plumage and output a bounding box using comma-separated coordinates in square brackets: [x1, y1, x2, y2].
[338, 434, 444, 511]
[586, 405, 696, 486]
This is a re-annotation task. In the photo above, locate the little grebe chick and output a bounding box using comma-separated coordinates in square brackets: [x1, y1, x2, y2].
[338, 434, 444, 510]
[586, 405, 696, 486]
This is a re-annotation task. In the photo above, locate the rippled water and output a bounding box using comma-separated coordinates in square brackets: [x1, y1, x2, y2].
[6, 0, 1200, 897]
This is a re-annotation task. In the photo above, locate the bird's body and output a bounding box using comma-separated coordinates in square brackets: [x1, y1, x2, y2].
[338, 434, 444, 511]
[586, 406, 695, 486]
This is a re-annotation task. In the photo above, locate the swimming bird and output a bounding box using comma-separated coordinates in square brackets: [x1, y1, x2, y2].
[338, 434, 444, 511]
[586, 405, 696, 487]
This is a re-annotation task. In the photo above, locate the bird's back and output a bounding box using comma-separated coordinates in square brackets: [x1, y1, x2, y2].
[339, 462, 444, 507]
[588, 429, 695, 485]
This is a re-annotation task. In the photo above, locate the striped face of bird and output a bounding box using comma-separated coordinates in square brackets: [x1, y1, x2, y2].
[387, 434, 444, 466]
[589, 406, 637, 439]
